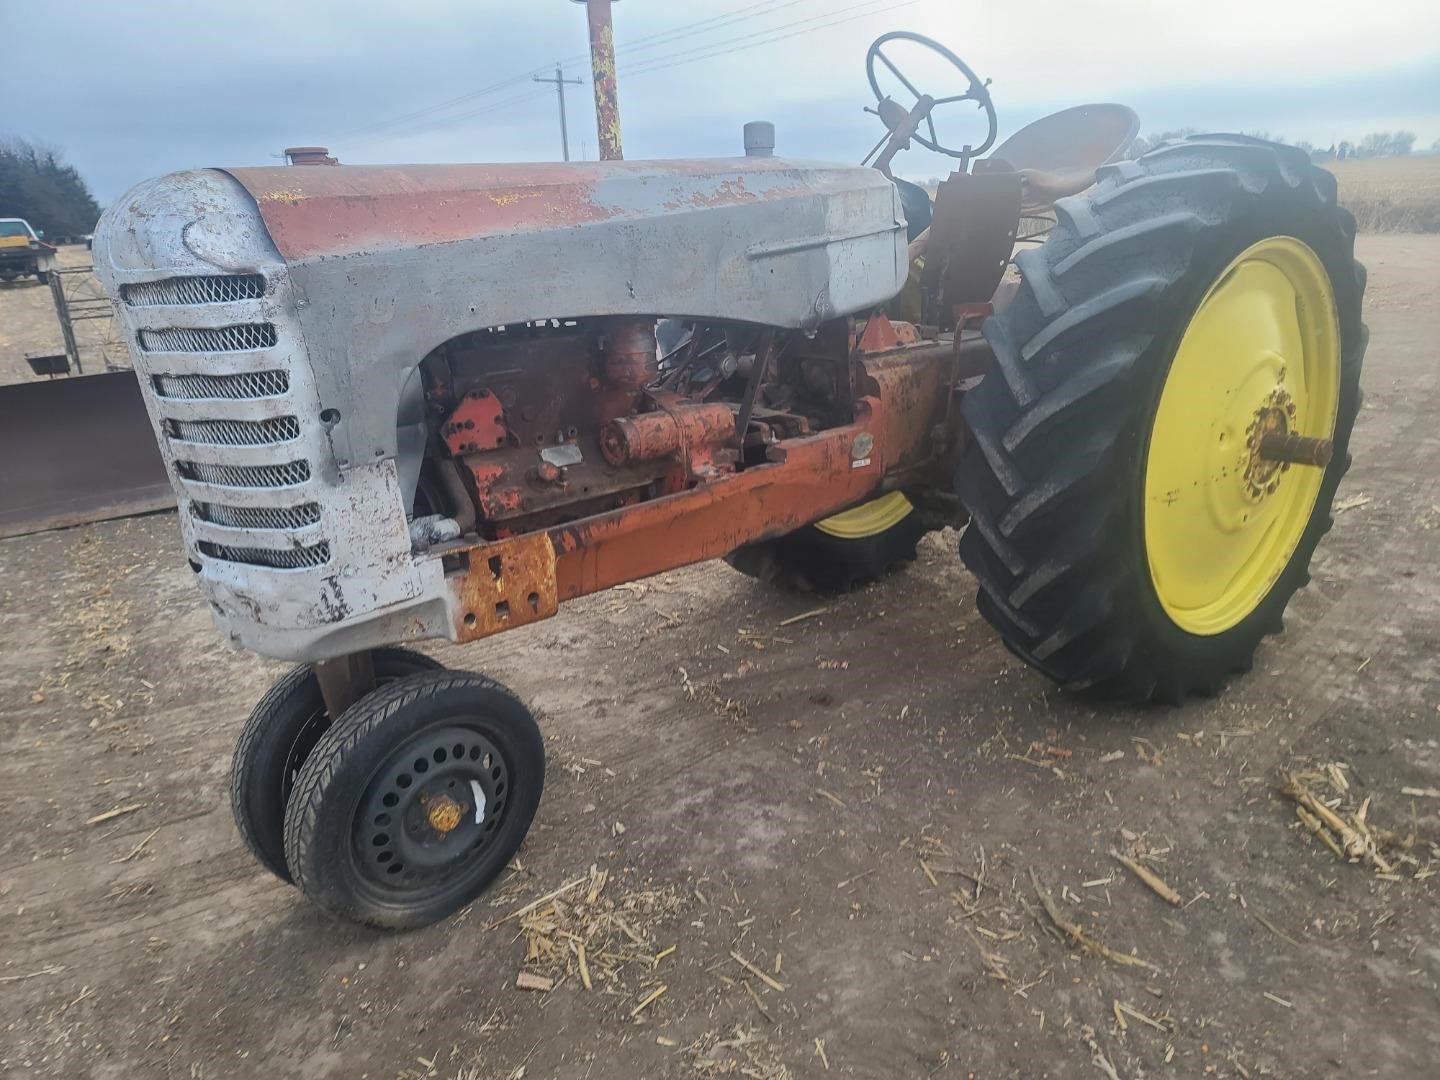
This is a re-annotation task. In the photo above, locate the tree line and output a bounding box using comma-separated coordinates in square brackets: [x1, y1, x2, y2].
[0, 138, 102, 240]
[1124, 129, 1423, 161]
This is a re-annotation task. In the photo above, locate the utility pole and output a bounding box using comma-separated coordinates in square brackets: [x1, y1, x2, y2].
[533, 63, 583, 161]
[572, 0, 623, 160]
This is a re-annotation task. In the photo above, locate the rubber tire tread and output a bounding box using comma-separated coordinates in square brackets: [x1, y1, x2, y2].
[725, 509, 931, 594]
[230, 647, 443, 884]
[955, 134, 1368, 703]
[283, 669, 544, 930]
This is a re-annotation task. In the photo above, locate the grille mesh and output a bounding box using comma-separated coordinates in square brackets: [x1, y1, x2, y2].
[176, 459, 310, 488]
[192, 501, 321, 530]
[139, 324, 278, 353]
[152, 370, 289, 400]
[166, 416, 300, 446]
[122, 275, 265, 307]
[198, 540, 331, 570]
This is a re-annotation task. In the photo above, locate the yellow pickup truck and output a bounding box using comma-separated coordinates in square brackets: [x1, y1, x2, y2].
[0, 218, 57, 284]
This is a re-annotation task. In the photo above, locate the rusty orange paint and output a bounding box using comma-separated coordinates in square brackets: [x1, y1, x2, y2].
[857, 315, 919, 354]
[550, 341, 951, 601]
[599, 401, 735, 466]
[449, 532, 560, 643]
[443, 339, 954, 647]
[462, 459, 525, 519]
[443, 390, 508, 456]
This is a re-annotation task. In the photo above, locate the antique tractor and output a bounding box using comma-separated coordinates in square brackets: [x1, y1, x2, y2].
[94, 32, 1366, 928]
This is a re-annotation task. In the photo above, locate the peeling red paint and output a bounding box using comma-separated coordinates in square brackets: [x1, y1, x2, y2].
[225, 160, 836, 261]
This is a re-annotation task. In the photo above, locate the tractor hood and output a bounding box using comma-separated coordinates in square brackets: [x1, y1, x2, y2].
[222, 159, 908, 287]
[95, 157, 908, 500]
[216, 158, 908, 332]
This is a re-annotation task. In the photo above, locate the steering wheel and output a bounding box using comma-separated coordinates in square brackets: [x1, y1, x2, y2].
[866, 31, 998, 164]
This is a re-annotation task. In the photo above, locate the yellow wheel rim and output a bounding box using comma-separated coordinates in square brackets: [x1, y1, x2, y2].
[814, 492, 914, 539]
[1144, 237, 1340, 636]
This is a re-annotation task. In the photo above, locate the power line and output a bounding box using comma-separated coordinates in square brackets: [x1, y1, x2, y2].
[336, 66, 553, 142]
[622, 0, 916, 80]
[352, 0, 917, 152]
[392, 88, 556, 144]
[611, 0, 808, 56]
[343, 0, 811, 143]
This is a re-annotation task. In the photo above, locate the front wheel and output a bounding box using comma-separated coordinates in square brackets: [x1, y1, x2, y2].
[955, 135, 1367, 703]
[230, 647, 443, 884]
[284, 670, 544, 930]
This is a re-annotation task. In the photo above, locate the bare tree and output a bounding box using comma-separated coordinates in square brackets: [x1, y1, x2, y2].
[1356, 132, 1393, 157]
[1355, 131, 1416, 158]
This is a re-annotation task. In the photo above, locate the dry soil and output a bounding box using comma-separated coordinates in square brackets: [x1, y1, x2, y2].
[1, 235, 1438, 1079]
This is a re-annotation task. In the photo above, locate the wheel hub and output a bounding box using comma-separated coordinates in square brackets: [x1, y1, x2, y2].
[1243, 389, 1298, 498]
[422, 791, 466, 835]
[356, 725, 510, 888]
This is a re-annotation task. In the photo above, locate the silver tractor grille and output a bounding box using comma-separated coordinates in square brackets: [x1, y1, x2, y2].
[121, 273, 331, 572]
[139, 323, 279, 353]
[175, 459, 311, 488]
[191, 501, 321, 530]
[152, 370, 289, 400]
[164, 415, 301, 446]
[197, 540, 332, 569]
[121, 273, 265, 306]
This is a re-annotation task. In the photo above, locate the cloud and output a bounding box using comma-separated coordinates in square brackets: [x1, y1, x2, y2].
[3, 0, 1436, 201]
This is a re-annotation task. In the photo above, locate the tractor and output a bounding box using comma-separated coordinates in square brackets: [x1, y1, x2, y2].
[93, 32, 1366, 929]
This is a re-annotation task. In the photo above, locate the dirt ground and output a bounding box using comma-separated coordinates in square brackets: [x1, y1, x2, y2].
[1, 234, 1438, 1080]
[0, 244, 127, 385]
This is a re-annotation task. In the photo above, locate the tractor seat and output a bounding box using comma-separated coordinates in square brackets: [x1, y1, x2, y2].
[980, 104, 1140, 211]
[1015, 166, 1104, 210]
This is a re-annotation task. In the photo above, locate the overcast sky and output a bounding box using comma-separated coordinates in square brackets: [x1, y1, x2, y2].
[5, 0, 1437, 202]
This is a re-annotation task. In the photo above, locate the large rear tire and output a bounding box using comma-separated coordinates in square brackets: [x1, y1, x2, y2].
[955, 135, 1367, 703]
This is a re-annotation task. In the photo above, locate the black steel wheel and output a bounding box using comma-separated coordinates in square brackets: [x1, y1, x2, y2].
[283, 670, 544, 930]
[230, 647, 442, 884]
